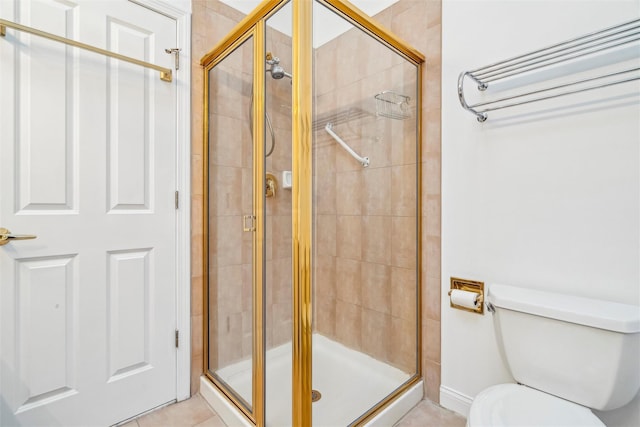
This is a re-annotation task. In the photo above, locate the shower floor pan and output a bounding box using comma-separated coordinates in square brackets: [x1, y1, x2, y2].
[202, 333, 421, 427]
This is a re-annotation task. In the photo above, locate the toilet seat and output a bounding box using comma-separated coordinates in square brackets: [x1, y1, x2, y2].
[467, 384, 605, 427]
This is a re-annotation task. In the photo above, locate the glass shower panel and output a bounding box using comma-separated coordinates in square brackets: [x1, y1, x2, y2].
[264, 4, 293, 427]
[207, 35, 254, 411]
[312, 2, 420, 425]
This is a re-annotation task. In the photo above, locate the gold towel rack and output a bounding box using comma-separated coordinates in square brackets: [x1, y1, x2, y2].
[0, 19, 172, 82]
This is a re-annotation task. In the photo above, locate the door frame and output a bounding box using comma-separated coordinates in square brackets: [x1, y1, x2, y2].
[128, 0, 192, 402]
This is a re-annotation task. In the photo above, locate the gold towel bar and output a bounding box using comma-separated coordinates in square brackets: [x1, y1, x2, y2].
[0, 19, 172, 82]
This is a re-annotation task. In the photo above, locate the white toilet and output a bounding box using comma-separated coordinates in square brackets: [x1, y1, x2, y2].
[467, 284, 640, 427]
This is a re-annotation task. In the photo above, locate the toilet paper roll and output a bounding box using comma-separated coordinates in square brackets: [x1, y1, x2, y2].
[450, 289, 480, 309]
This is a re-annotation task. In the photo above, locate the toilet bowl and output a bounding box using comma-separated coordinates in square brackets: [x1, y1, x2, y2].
[467, 384, 604, 427]
[467, 284, 640, 427]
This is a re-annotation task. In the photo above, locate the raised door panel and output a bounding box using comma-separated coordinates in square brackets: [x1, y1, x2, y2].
[107, 249, 152, 381]
[11, 255, 79, 413]
[16, 0, 79, 212]
[107, 18, 154, 212]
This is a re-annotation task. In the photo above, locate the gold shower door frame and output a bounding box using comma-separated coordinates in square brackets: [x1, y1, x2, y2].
[201, 1, 425, 426]
[202, 22, 267, 425]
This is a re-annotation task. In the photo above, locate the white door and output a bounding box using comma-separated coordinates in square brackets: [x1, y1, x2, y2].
[0, 0, 178, 425]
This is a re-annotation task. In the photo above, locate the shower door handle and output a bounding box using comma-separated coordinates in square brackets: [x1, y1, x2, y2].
[0, 227, 37, 246]
[243, 215, 256, 232]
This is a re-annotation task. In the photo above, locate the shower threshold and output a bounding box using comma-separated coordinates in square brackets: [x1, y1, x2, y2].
[201, 333, 422, 427]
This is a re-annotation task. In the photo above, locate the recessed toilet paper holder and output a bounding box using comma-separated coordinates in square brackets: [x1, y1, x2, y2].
[449, 277, 485, 315]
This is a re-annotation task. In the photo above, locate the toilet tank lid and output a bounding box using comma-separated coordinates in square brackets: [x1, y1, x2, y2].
[488, 284, 640, 333]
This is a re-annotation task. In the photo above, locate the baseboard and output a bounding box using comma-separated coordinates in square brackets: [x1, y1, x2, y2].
[440, 385, 473, 417]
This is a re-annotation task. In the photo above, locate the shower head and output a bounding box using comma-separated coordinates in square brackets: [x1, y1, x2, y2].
[266, 54, 292, 80]
[269, 63, 291, 79]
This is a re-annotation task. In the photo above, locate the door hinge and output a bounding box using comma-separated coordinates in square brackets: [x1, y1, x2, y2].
[175, 330, 179, 348]
[175, 190, 179, 209]
[165, 48, 181, 70]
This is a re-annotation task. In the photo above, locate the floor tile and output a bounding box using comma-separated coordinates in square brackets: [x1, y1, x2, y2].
[133, 394, 466, 427]
[394, 399, 466, 427]
[193, 415, 228, 427]
[136, 395, 216, 427]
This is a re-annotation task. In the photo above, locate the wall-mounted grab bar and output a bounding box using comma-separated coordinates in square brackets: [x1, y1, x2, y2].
[324, 123, 369, 168]
[458, 18, 640, 122]
[0, 18, 172, 82]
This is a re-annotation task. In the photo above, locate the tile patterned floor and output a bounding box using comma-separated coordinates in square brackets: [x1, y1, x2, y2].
[120, 394, 226, 427]
[394, 399, 466, 427]
[121, 394, 466, 427]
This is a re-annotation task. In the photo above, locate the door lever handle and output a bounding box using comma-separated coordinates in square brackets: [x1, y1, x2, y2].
[0, 227, 37, 246]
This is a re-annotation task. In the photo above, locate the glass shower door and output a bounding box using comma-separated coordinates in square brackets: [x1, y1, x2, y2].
[205, 32, 259, 419]
[311, 1, 421, 425]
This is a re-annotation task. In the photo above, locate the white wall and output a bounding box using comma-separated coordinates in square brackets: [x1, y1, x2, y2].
[441, 1, 640, 425]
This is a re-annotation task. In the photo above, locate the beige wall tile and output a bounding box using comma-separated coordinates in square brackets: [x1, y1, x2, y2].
[336, 171, 363, 215]
[192, 314, 204, 358]
[216, 265, 243, 314]
[241, 264, 252, 311]
[193, 246, 205, 288]
[191, 354, 203, 396]
[216, 311, 243, 366]
[211, 166, 242, 216]
[424, 274, 441, 322]
[424, 235, 441, 284]
[315, 297, 336, 338]
[362, 216, 392, 264]
[271, 300, 292, 347]
[272, 214, 293, 260]
[391, 216, 417, 269]
[212, 216, 243, 267]
[391, 267, 418, 321]
[425, 360, 441, 402]
[362, 167, 391, 216]
[425, 319, 441, 364]
[425, 195, 441, 237]
[361, 308, 391, 360]
[315, 172, 336, 215]
[391, 115, 418, 166]
[392, 164, 418, 217]
[336, 258, 362, 305]
[389, 316, 417, 373]
[192, 154, 204, 197]
[315, 255, 336, 300]
[192, 276, 204, 317]
[316, 214, 337, 256]
[272, 257, 292, 303]
[336, 215, 362, 260]
[335, 300, 362, 350]
[361, 262, 391, 314]
[424, 151, 441, 198]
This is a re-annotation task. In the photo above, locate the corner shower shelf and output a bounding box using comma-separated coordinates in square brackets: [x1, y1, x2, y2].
[458, 18, 640, 122]
[375, 90, 411, 119]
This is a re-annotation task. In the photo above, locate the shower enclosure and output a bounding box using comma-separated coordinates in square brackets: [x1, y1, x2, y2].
[202, 1, 424, 425]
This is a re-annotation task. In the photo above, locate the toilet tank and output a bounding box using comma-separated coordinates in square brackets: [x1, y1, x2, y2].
[488, 284, 640, 411]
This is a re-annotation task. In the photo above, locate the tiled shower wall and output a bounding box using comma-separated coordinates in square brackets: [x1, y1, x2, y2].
[313, 22, 419, 374]
[191, 0, 442, 401]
